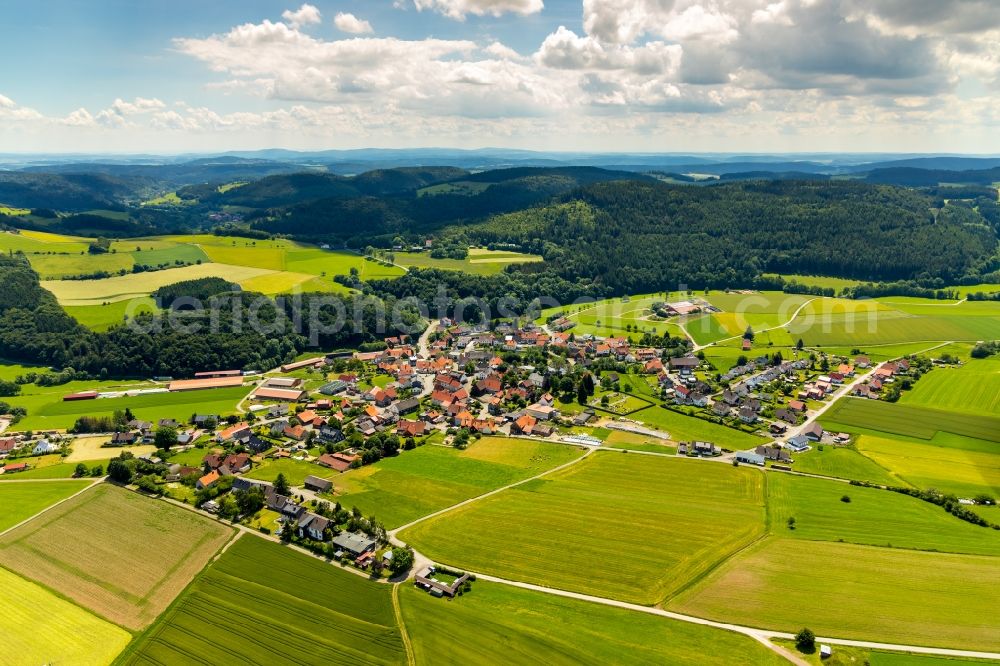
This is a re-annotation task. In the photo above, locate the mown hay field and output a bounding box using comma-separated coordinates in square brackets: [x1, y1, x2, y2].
[64, 435, 156, 463]
[822, 397, 1000, 443]
[899, 358, 1000, 415]
[333, 436, 585, 529]
[669, 538, 1000, 652]
[400, 581, 789, 666]
[0, 484, 233, 629]
[116, 535, 406, 665]
[0, 479, 91, 533]
[0, 566, 132, 666]
[401, 452, 767, 605]
[767, 473, 1000, 556]
[790, 309, 1000, 346]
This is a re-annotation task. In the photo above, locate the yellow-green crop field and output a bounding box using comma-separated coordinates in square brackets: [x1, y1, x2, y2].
[400, 452, 767, 605]
[4, 232, 405, 312]
[0, 566, 132, 666]
[856, 432, 1000, 498]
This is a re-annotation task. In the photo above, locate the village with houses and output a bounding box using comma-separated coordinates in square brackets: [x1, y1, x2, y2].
[0, 305, 936, 590]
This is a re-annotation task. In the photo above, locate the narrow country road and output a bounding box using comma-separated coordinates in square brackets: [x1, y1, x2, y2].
[690, 297, 817, 351]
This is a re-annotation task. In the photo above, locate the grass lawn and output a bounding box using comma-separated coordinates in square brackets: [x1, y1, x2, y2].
[116, 535, 405, 665]
[0, 480, 91, 533]
[899, 359, 1000, 415]
[822, 397, 1000, 443]
[767, 473, 1000, 556]
[400, 581, 788, 666]
[244, 457, 339, 487]
[855, 433, 1000, 498]
[401, 452, 767, 605]
[0, 484, 234, 630]
[334, 436, 585, 529]
[669, 538, 1000, 652]
[0, 566, 131, 666]
[11, 384, 247, 431]
[791, 445, 903, 486]
[632, 405, 764, 449]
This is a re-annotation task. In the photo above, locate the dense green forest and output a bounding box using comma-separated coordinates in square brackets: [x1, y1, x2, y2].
[0, 255, 422, 379]
[438, 180, 998, 293]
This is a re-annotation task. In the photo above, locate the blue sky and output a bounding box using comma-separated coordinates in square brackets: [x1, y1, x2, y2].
[1, 0, 998, 153]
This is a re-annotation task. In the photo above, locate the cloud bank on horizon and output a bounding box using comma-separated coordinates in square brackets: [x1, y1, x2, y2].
[1, 0, 998, 153]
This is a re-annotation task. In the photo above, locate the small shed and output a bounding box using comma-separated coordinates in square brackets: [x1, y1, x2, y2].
[303, 475, 333, 493]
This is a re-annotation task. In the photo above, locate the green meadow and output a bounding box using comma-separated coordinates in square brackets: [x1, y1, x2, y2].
[855, 432, 1000, 498]
[767, 473, 1000, 556]
[16, 233, 406, 310]
[400, 581, 788, 666]
[116, 536, 406, 665]
[0, 480, 91, 532]
[8, 383, 248, 430]
[630, 405, 764, 450]
[64, 297, 160, 331]
[401, 452, 767, 605]
[790, 445, 903, 486]
[669, 538, 1000, 652]
[334, 436, 585, 529]
[395, 248, 543, 275]
[822, 398, 1000, 443]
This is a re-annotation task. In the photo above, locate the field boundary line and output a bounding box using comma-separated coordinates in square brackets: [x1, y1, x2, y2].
[392, 583, 415, 666]
[0, 478, 100, 539]
[389, 446, 594, 538]
[472, 571, 1000, 662]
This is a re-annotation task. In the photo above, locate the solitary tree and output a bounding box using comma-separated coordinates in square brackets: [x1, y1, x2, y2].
[787, 516, 796, 530]
[154, 426, 178, 450]
[74, 462, 89, 478]
[274, 472, 291, 496]
[795, 627, 816, 652]
[389, 547, 415, 575]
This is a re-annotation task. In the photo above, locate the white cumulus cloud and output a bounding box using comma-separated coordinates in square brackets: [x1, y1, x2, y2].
[334, 12, 373, 34]
[412, 0, 544, 21]
[281, 4, 322, 29]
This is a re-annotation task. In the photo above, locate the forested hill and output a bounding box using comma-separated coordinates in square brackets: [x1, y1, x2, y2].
[448, 180, 999, 294]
